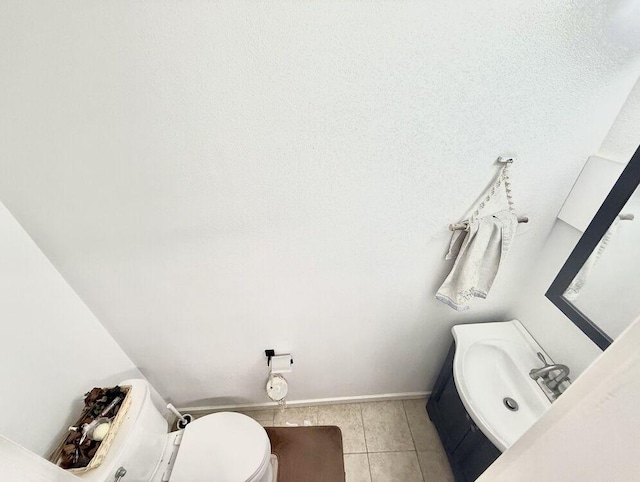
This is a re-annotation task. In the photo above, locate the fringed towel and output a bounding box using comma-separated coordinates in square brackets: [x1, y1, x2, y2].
[436, 164, 519, 311]
[436, 210, 517, 311]
[563, 218, 620, 301]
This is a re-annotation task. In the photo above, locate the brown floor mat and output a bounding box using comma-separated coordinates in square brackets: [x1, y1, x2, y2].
[265, 426, 345, 482]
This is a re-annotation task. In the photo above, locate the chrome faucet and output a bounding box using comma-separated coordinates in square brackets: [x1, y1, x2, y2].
[529, 352, 571, 400]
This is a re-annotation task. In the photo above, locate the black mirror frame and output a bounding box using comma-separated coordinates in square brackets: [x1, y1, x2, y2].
[546, 145, 640, 351]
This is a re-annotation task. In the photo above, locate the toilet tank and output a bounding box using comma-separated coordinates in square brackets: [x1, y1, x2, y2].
[78, 378, 170, 482]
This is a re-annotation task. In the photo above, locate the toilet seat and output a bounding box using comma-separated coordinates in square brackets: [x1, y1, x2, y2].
[169, 412, 271, 482]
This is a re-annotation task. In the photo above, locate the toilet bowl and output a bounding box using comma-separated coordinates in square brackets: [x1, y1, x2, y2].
[169, 412, 273, 482]
[77, 379, 273, 482]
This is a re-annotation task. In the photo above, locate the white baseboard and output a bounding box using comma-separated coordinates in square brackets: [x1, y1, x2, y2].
[178, 391, 431, 413]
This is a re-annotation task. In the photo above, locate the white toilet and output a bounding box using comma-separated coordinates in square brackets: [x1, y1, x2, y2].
[77, 379, 273, 482]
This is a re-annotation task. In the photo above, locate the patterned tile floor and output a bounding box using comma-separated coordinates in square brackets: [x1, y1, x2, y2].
[189, 398, 455, 482]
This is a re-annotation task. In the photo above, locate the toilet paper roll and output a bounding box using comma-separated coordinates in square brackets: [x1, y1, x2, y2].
[270, 354, 292, 374]
[266, 374, 288, 401]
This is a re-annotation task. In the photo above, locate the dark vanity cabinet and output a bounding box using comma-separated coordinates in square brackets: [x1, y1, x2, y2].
[427, 343, 501, 482]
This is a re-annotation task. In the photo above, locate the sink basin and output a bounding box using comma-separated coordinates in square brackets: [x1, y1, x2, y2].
[452, 320, 552, 452]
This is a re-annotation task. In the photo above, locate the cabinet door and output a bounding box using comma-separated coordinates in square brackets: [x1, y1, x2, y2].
[460, 435, 501, 481]
[451, 416, 480, 465]
[437, 375, 472, 453]
[430, 344, 455, 400]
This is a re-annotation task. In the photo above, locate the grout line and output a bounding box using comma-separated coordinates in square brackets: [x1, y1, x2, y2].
[401, 400, 417, 452]
[359, 403, 374, 482]
[402, 401, 425, 482]
[415, 450, 424, 482]
[366, 450, 426, 454]
[416, 450, 424, 482]
[360, 403, 369, 452]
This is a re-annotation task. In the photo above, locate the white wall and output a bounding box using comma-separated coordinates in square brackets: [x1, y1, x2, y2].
[507, 220, 604, 376]
[478, 314, 640, 482]
[0, 201, 138, 457]
[512, 78, 640, 377]
[1, 1, 639, 407]
[599, 77, 640, 162]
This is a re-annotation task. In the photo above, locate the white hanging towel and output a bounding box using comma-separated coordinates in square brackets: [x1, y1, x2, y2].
[435, 164, 519, 311]
[563, 218, 620, 301]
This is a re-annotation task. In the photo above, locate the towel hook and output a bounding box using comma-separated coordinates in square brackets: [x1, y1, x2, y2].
[447, 155, 528, 231]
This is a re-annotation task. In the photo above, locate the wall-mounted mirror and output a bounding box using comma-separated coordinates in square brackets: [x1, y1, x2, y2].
[547, 145, 640, 350]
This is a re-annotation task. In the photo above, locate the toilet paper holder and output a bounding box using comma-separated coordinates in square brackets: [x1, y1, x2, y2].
[265, 349, 293, 372]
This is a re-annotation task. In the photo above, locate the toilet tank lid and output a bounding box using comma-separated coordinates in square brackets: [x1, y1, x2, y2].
[170, 412, 271, 482]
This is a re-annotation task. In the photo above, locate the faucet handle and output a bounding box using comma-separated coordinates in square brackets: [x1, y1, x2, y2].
[537, 352, 549, 366]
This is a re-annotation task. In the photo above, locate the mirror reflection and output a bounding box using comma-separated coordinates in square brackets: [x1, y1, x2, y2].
[562, 185, 639, 339]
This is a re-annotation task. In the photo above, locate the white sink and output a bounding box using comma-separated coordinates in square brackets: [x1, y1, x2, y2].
[452, 320, 552, 452]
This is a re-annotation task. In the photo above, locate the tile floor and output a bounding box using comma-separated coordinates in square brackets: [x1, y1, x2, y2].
[190, 398, 455, 482]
